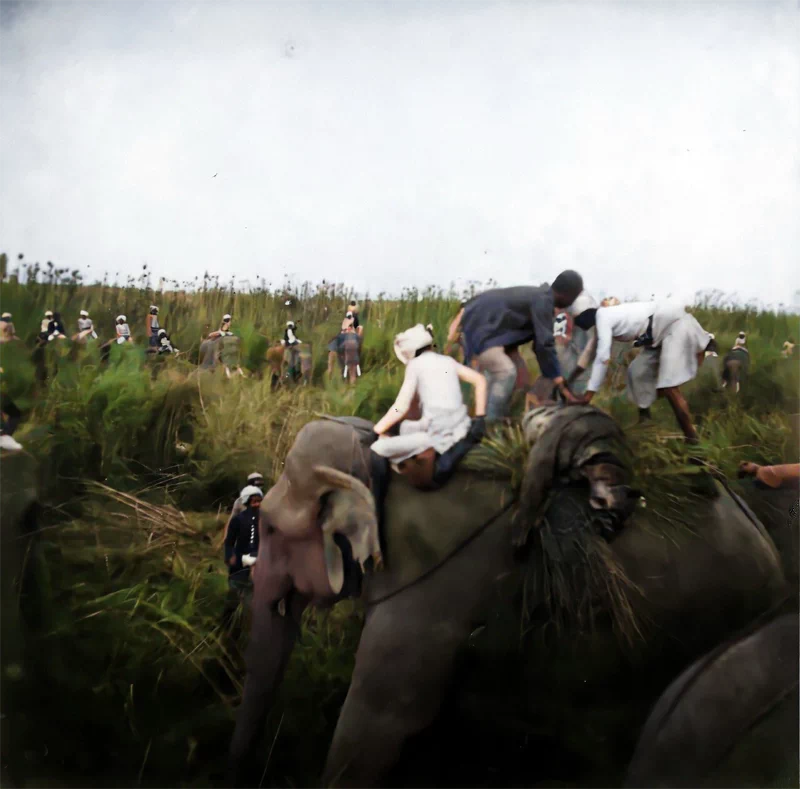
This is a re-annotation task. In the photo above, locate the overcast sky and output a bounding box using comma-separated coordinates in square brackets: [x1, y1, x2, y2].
[1, 1, 798, 306]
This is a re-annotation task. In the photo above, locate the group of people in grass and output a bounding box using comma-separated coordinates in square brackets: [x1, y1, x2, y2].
[0, 305, 179, 354]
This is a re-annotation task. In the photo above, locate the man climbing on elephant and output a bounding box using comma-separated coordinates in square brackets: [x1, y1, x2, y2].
[566, 297, 716, 442]
[459, 270, 585, 421]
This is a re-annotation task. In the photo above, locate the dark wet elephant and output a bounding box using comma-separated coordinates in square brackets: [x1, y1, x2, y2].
[228, 413, 784, 787]
[625, 610, 798, 788]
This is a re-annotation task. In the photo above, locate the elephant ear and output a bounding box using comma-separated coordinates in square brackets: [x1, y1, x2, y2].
[313, 465, 382, 597]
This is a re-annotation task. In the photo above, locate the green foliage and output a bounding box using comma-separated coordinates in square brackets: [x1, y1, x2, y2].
[2, 273, 798, 786]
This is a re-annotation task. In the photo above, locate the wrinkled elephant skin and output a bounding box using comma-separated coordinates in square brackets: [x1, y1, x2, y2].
[230, 420, 784, 788]
[625, 612, 799, 788]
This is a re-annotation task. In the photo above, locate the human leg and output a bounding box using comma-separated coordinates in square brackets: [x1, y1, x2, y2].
[476, 346, 517, 422]
[661, 386, 698, 442]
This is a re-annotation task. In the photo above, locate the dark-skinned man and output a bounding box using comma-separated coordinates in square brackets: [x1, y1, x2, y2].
[459, 270, 585, 421]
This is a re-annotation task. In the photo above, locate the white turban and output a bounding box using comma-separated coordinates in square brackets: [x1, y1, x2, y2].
[393, 324, 434, 365]
[117, 315, 127, 322]
[223, 313, 231, 321]
[80, 310, 89, 317]
[568, 290, 598, 318]
[239, 485, 264, 505]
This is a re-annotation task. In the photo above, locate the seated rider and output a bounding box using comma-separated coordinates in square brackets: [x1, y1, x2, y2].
[39, 310, 54, 344]
[76, 310, 97, 340]
[47, 312, 67, 341]
[0, 313, 17, 343]
[115, 315, 132, 344]
[371, 324, 487, 487]
[157, 328, 179, 355]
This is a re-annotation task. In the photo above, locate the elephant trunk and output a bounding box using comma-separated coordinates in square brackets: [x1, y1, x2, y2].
[228, 588, 305, 787]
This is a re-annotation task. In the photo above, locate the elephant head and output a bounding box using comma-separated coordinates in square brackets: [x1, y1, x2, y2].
[260, 419, 381, 598]
[230, 420, 381, 784]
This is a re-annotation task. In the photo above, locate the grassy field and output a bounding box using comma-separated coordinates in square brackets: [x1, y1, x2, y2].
[1, 270, 798, 787]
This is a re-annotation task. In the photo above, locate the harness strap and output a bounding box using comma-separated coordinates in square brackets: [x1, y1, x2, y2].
[365, 498, 516, 608]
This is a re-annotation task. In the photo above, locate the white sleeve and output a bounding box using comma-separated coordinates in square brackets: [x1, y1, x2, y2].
[391, 362, 419, 415]
[576, 327, 597, 371]
[587, 311, 613, 393]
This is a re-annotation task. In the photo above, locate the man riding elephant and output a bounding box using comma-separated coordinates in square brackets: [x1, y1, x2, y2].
[228, 408, 784, 787]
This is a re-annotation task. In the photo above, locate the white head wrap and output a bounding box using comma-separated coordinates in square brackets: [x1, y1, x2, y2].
[223, 314, 231, 321]
[568, 291, 598, 318]
[239, 485, 264, 505]
[80, 310, 89, 317]
[247, 471, 264, 483]
[1, 313, 11, 320]
[117, 315, 127, 322]
[45, 310, 53, 317]
[393, 324, 434, 365]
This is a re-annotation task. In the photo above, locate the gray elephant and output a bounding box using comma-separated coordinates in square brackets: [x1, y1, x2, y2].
[625, 610, 798, 788]
[228, 408, 785, 787]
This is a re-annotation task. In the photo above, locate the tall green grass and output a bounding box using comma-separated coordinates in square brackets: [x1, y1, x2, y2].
[1, 271, 798, 786]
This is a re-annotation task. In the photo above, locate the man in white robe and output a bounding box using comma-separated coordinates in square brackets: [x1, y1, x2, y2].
[567, 298, 714, 442]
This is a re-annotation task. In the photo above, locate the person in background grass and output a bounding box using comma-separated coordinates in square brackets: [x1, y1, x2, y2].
[46, 311, 67, 341]
[156, 328, 179, 355]
[146, 306, 160, 348]
[460, 271, 585, 421]
[782, 338, 795, 358]
[569, 298, 715, 442]
[348, 300, 363, 336]
[75, 309, 97, 341]
[0, 313, 17, 343]
[207, 314, 232, 339]
[223, 472, 265, 539]
[38, 310, 53, 343]
[222, 484, 263, 636]
[0, 366, 23, 452]
[115, 315, 132, 343]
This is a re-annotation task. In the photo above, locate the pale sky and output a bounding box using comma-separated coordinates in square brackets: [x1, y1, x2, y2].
[1, 1, 798, 307]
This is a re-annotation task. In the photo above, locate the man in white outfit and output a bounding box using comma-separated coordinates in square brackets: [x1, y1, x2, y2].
[567, 298, 714, 442]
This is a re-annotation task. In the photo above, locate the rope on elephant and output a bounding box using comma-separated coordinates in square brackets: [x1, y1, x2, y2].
[365, 497, 517, 608]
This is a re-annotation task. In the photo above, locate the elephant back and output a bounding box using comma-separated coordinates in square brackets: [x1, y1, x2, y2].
[365, 470, 516, 603]
[625, 611, 799, 788]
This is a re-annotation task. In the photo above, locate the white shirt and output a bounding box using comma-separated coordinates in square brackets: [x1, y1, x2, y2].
[588, 302, 655, 393]
[392, 351, 466, 417]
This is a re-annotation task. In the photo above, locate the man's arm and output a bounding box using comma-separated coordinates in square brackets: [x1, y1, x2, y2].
[581, 312, 613, 403]
[530, 293, 579, 402]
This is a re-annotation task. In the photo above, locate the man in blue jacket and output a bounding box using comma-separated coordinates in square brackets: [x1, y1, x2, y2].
[460, 270, 585, 420]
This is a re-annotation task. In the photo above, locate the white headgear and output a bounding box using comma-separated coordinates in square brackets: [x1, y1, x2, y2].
[117, 315, 127, 322]
[568, 291, 598, 318]
[393, 324, 434, 365]
[1, 313, 11, 320]
[80, 310, 89, 317]
[223, 314, 231, 321]
[45, 310, 53, 317]
[247, 471, 264, 483]
[239, 485, 264, 505]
